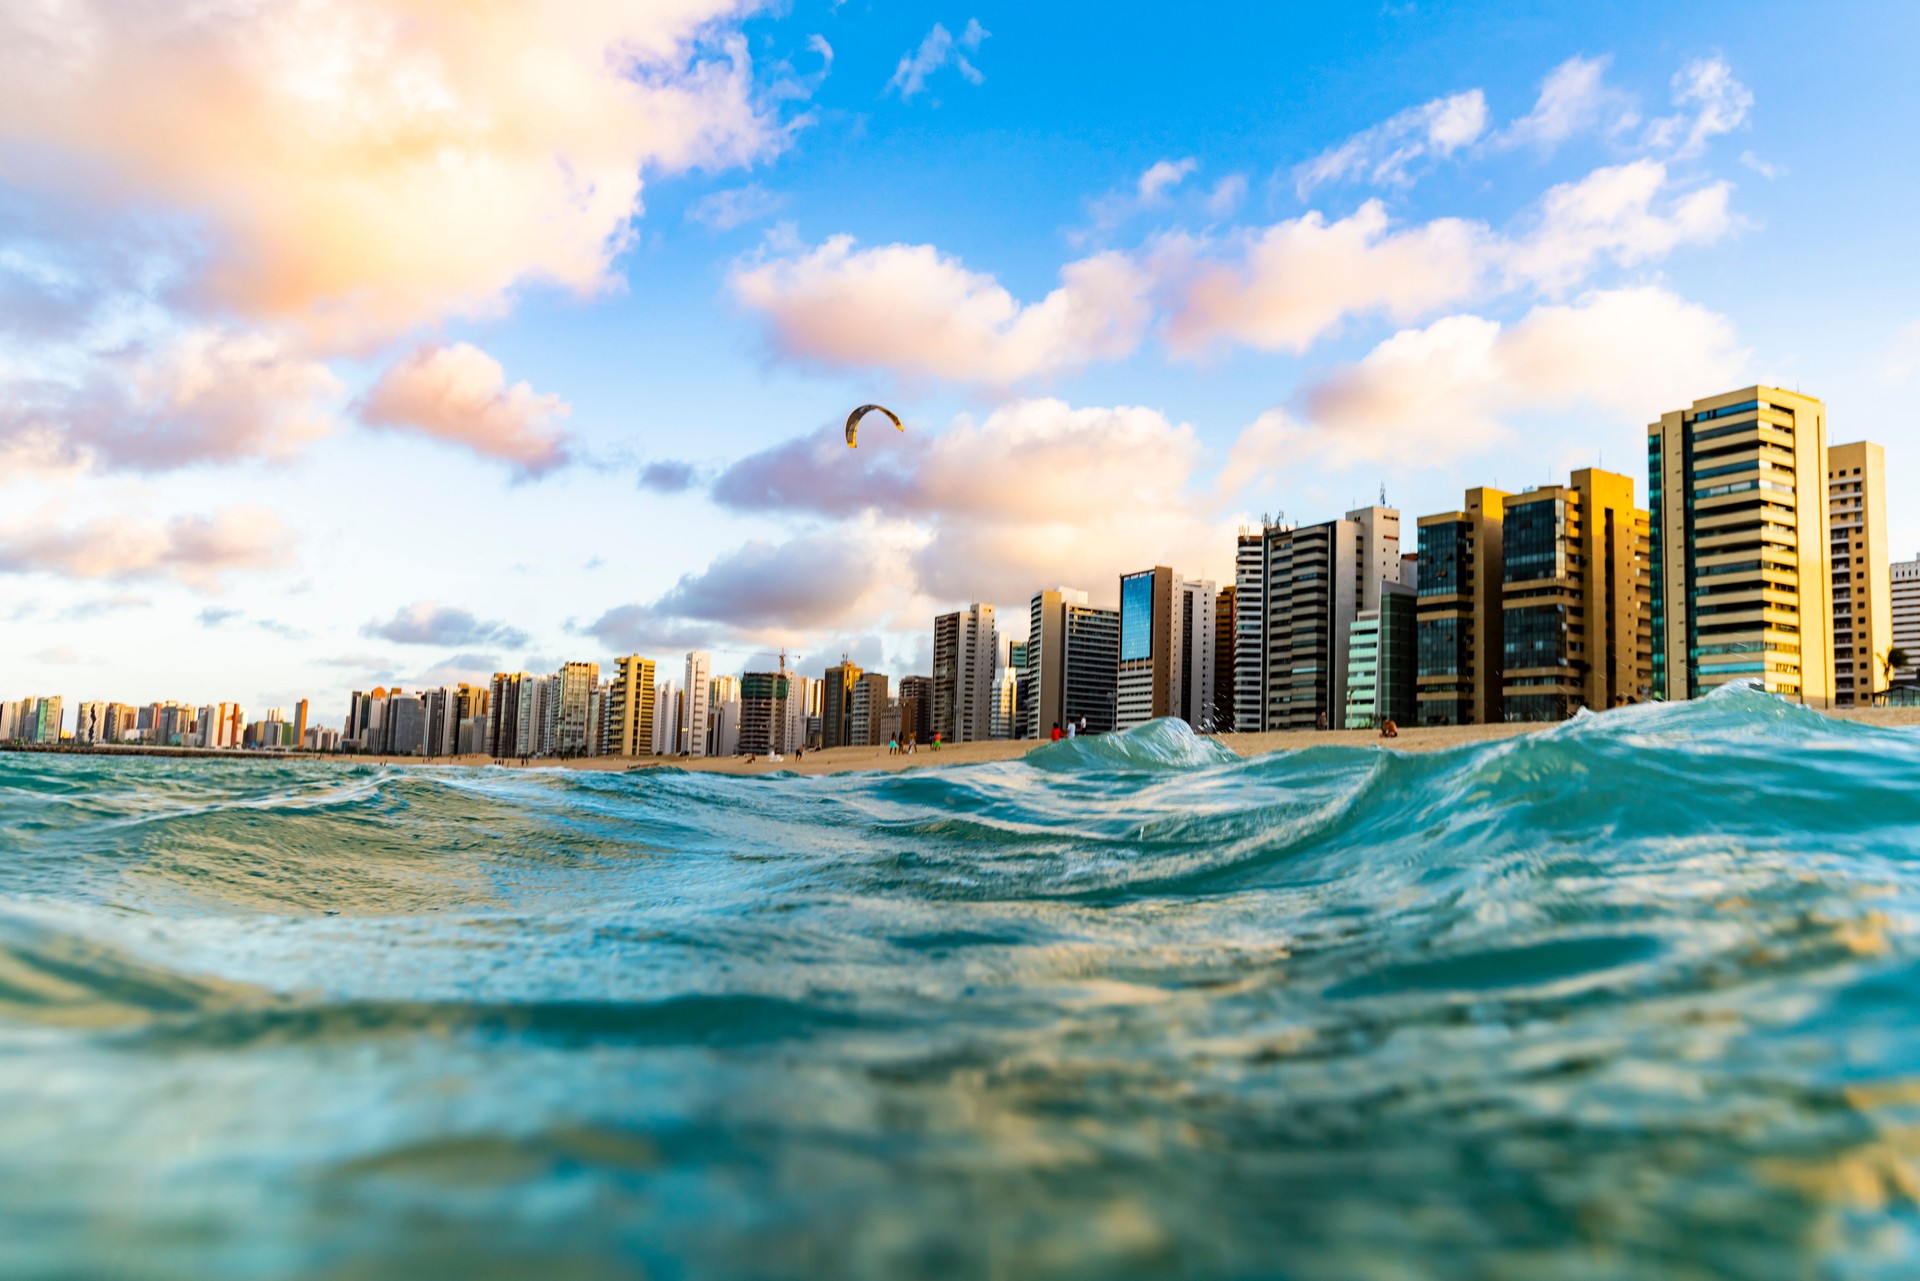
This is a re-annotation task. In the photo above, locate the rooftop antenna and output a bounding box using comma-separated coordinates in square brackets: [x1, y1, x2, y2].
[1379, 482, 1387, 506]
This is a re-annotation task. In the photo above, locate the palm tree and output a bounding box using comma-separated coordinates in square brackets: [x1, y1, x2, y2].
[1884, 646, 1913, 697]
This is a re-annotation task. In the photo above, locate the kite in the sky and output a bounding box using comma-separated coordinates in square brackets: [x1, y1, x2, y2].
[845, 404, 904, 449]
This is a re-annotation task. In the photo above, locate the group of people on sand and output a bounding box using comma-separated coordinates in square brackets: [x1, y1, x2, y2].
[1047, 717, 1089, 742]
[888, 732, 939, 756]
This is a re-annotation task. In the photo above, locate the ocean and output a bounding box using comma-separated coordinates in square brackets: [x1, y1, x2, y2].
[4, 684, 1920, 1279]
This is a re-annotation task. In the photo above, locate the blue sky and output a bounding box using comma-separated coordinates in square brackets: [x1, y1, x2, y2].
[2, 0, 1916, 716]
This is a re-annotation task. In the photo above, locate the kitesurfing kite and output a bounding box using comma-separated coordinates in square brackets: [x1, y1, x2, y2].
[845, 404, 903, 449]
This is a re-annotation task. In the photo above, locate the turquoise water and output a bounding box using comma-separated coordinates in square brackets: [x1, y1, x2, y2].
[5, 685, 1920, 1279]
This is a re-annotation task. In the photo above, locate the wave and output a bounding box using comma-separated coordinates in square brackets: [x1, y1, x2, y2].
[3, 690, 1920, 1276]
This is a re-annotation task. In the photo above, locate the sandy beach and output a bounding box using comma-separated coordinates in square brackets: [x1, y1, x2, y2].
[297, 702, 1920, 776]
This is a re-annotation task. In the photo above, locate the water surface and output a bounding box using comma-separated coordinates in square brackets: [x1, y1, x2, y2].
[4, 686, 1920, 1278]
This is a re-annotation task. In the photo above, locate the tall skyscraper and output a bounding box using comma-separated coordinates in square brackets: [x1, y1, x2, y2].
[849, 671, 889, 746]
[1117, 567, 1178, 730]
[554, 661, 599, 755]
[488, 673, 531, 757]
[1233, 531, 1265, 733]
[739, 671, 791, 755]
[603, 656, 656, 757]
[75, 702, 108, 744]
[1176, 577, 1217, 731]
[1649, 387, 1834, 705]
[821, 660, 861, 749]
[1254, 506, 1401, 731]
[1024, 587, 1119, 737]
[683, 652, 713, 756]
[1499, 469, 1652, 721]
[897, 674, 933, 745]
[1417, 488, 1510, 726]
[932, 604, 998, 743]
[651, 679, 678, 755]
[1212, 584, 1237, 733]
[1344, 583, 1419, 729]
[293, 699, 309, 751]
[1894, 555, 1920, 684]
[1827, 441, 1891, 706]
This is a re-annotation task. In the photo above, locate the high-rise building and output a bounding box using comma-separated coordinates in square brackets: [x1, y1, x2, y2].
[1499, 469, 1652, 721]
[1176, 577, 1217, 731]
[553, 662, 598, 755]
[75, 702, 108, 744]
[739, 671, 791, 755]
[293, 700, 309, 751]
[34, 696, 65, 744]
[1117, 567, 1178, 730]
[683, 652, 713, 757]
[782, 671, 813, 754]
[1649, 387, 1834, 705]
[849, 671, 889, 746]
[1025, 588, 1119, 737]
[1417, 488, 1510, 726]
[1212, 585, 1237, 733]
[387, 694, 425, 755]
[1895, 554, 1920, 684]
[603, 656, 656, 757]
[1003, 640, 1028, 739]
[1242, 506, 1402, 733]
[1233, 531, 1265, 733]
[488, 673, 531, 757]
[991, 666, 1018, 739]
[1344, 583, 1419, 729]
[932, 604, 998, 743]
[651, 679, 678, 755]
[897, 674, 933, 746]
[821, 661, 861, 749]
[1827, 441, 1891, 706]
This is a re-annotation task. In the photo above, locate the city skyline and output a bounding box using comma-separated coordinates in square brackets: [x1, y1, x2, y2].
[6, 3, 1920, 713]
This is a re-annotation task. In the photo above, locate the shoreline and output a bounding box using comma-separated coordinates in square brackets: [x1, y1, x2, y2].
[7, 704, 1918, 777]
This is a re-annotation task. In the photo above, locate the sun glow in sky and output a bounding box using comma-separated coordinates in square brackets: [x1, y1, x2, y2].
[3, 0, 1917, 712]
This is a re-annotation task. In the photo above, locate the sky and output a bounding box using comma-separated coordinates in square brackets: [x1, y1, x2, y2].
[3, 0, 1918, 719]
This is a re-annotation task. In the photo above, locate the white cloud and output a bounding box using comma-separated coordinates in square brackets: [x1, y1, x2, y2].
[1505, 160, 1733, 292]
[887, 18, 990, 101]
[1138, 158, 1199, 205]
[0, 0, 790, 350]
[707, 398, 1230, 609]
[1294, 89, 1489, 196]
[1228, 286, 1746, 478]
[1496, 55, 1636, 150]
[358, 343, 571, 477]
[1885, 321, 1920, 383]
[1645, 56, 1753, 158]
[0, 507, 295, 590]
[0, 328, 341, 473]
[687, 183, 787, 230]
[1165, 160, 1732, 356]
[1162, 203, 1496, 355]
[729, 235, 1153, 385]
[1204, 175, 1249, 219]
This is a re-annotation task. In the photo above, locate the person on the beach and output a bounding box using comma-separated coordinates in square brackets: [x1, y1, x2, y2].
[1051, 725, 1063, 742]
[888, 736, 899, 755]
[1379, 719, 1398, 739]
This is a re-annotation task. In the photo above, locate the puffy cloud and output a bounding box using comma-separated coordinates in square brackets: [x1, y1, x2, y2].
[1162, 203, 1496, 356]
[1, 329, 340, 472]
[713, 399, 1230, 605]
[687, 183, 786, 230]
[1506, 161, 1732, 292]
[639, 460, 701, 493]
[1294, 90, 1488, 196]
[358, 343, 571, 476]
[1495, 56, 1635, 151]
[1137, 158, 1199, 205]
[0, 0, 788, 348]
[887, 19, 989, 100]
[1229, 286, 1746, 479]
[1646, 57, 1753, 158]
[1164, 161, 1730, 356]
[363, 604, 530, 650]
[0, 507, 294, 590]
[730, 235, 1152, 385]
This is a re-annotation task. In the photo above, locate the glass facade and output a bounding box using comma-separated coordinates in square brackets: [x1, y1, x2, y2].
[1504, 605, 1568, 671]
[1503, 499, 1566, 584]
[1119, 572, 1154, 662]
[1418, 522, 1468, 597]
